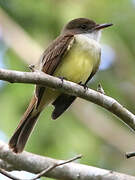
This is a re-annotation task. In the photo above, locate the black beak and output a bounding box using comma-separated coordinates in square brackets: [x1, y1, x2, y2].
[94, 23, 113, 30]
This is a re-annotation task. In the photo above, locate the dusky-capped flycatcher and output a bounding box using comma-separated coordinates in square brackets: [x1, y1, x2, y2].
[9, 18, 112, 153]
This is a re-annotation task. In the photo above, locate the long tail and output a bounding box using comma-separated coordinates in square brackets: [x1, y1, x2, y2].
[9, 96, 41, 153]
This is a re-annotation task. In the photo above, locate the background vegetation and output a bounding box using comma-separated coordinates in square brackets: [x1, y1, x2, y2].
[0, 0, 135, 179]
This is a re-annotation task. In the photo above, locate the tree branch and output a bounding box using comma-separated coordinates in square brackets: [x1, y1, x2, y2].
[0, 155, 82, 180]
[0, 68, 135, 132]
[0, 141, 135, 180]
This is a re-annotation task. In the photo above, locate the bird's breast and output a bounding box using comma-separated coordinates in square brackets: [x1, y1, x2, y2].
[54, 34, 101, 83]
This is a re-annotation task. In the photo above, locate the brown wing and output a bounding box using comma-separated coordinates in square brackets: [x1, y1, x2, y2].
[35, 34, 74, 108]
[41, 34, 74, 74]
[8, 35, 75, 153]
[52, 94, 76, 119]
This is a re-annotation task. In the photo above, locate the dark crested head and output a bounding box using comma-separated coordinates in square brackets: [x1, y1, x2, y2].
[61, 18, 113, 35]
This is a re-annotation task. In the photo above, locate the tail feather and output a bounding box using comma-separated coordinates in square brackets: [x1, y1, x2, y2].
[9, 96, 40, 153]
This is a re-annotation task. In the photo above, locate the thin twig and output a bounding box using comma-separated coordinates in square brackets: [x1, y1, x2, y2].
[125, 152, 135, 159]
[0, 154, 82, 180]
[31, 154, 82, 180]
[28, 64, 36, 72]
[0, 168, 20, 180]
[97, 83, 105, 94]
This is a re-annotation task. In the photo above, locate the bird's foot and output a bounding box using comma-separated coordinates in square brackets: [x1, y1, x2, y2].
[58, 76, 67, 82]
[79, 82, 88, 92]
[58, 76, 67, 87]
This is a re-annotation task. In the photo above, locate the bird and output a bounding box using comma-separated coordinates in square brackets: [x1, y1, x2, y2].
[9, 18, 112, 153]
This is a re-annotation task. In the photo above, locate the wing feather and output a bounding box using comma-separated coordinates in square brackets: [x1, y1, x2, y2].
[35, 34, 74, 108]
[41, 34, 74, 74]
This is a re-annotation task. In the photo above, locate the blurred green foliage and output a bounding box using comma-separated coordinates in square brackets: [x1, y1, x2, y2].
[0, 0, 135, 179]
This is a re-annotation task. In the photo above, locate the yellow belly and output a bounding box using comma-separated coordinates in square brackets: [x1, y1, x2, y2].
[54, 34, 101, 84]
[38, 35, 101, 110]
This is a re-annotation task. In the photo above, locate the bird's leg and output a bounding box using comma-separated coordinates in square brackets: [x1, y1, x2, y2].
[79, 82, 88, 92]
[58, 76, 67, 82]
[57, 76, 68, 87]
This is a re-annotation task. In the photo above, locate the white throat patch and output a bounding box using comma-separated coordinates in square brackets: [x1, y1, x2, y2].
[84, 30, 101, 42]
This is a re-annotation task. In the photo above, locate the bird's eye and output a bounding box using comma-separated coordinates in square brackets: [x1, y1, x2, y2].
[80, 24, 87, 29]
